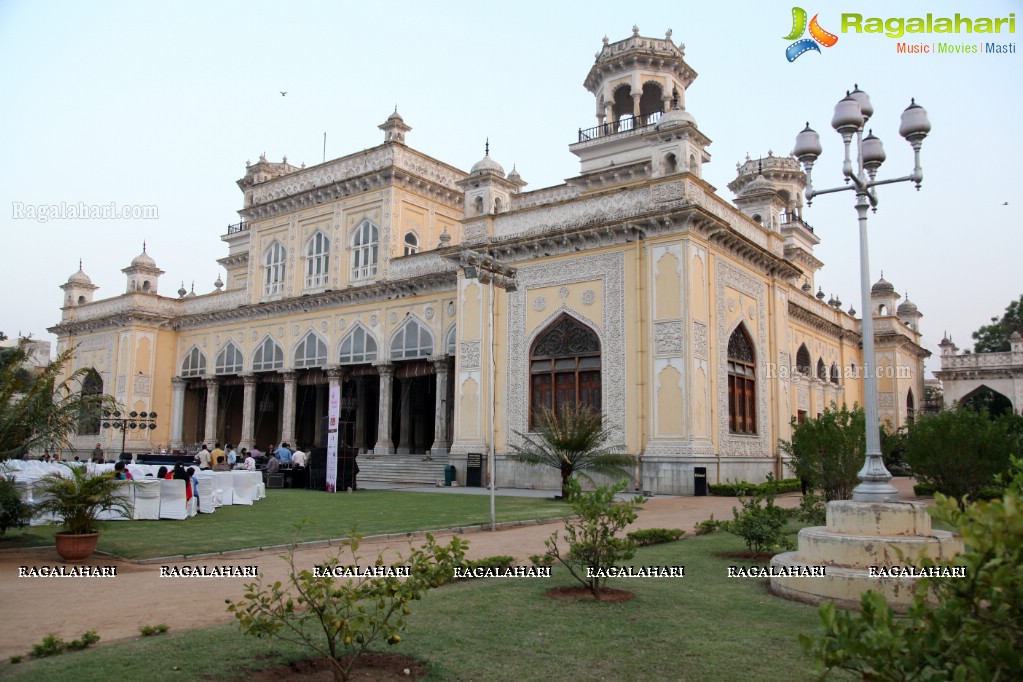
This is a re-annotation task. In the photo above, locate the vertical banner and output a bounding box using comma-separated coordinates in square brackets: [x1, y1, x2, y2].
[326, 384, 340, 493]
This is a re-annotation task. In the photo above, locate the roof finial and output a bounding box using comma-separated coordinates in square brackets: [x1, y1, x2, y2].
[79, 258, 83, 271]
[485, 138, 490, 157]
[757, 159, 763, 175]
[142, 240, 147, 253]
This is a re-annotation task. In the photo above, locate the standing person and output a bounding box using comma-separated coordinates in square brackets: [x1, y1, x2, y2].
[226, 444, 237, 467]
[195, 444, 211, 470]
[91, 442, 105, 464]
[275, 442, 293, 465]
[292, 445, 307, 468]
[209, 443, 225, 469]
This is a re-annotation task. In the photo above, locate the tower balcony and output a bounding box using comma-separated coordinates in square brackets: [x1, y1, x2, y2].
[578, 110, 663, 142]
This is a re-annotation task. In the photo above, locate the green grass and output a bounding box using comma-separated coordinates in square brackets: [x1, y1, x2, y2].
[0, 489, 569, 560]
[1, 529, 852, 681]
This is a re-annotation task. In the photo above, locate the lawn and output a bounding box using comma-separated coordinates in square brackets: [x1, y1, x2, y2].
[0, 489, 569, 560]
[1, 529, 852, 681]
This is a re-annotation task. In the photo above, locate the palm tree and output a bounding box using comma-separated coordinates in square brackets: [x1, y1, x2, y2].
[509, 404, 635, 499]
[0, 334, 116, 459]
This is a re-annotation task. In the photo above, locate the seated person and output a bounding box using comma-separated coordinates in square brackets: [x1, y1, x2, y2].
[156, 466, 169, 480]
[243, 451, 256, 471]
[265, 452, 281, 475]
[172, 464, 192, 501]
[212, 455, 230, 472]
[113, 461, 133, 480]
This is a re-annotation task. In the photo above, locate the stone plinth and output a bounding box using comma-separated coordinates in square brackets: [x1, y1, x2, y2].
[770, 500, 962, 612]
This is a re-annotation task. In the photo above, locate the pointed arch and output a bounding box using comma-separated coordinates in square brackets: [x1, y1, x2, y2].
[351, 219, 379, 280]
[263, 239, 287, 296]
[305, 230, 330, 288]
[390, 316, 434, 360]
[796, 344, 811, 375]
[77, 368, 103, 435]
[816, 358, 827, 381]
[252, 336, 284, 372]
[180, 346, 207, 377]
[339, 324, 378, 364]
[215, 341, 244, 374]
[403, 231, 419, 256]
[830, 362, 840, 385]
[727, 324, 756, 434]
[906, 388, 916, 423]
[444, 325, 457, 356]
[294, 330, 328, 368]
[529, 313, 601, 428]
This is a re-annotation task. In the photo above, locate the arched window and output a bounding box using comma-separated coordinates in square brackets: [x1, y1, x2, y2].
[473, 196, 484, 216]
[830, 362, 840, 385]
[215, 342, 243, 374]
[390, 318, 433, 359]
[445, 326, 457, 356]
[529, 315, 601, 428]
[403, 232, 419, 256]
[77, 369, 103, 435]
[352, 220, 379, 280]
[663, 153, 677, 175]
[906, 389, 915, 423]
[252, 337, 284, 372]
[264, 240, 286, 296]
[305, 231, 330, 289]
[339, 326, 378, 364]
[494, 197, 503, 214]
[816, 358, 827, 381]
[294, 332, 328, 368]
[727, 326, 756, 435]
[878, 304, 888, 316]
[180, 347, 207, 377]
[796, 344, 811, 376]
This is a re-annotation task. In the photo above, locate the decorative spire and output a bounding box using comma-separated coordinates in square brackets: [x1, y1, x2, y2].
[142, 240, 147, 253]
[485, 138, 490, 156]
[79, 258, 83, 271]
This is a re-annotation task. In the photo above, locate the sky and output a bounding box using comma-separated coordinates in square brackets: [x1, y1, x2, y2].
[1, 0, 1020, 378]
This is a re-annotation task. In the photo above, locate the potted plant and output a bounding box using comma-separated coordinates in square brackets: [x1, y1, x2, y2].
[32, 464, 133, 562]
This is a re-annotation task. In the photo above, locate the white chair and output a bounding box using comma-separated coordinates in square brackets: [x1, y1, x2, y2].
[232, 471, 258, 506]
[194, 475, 216, 514]
[97, 480, 134, 521]
[159, 479, 188, 520]
[132, 479, 162, 520]
[213, 471, 234, 506]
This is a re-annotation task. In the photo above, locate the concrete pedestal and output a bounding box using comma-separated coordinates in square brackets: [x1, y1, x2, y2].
[770, 500, 962, 612]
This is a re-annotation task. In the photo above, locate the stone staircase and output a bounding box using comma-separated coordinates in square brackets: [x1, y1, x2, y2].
[356, 454, 449, 486]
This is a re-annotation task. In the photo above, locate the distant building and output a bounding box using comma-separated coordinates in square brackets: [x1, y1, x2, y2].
[49, 28, 928, 492]
[934, 331, 1023, 415]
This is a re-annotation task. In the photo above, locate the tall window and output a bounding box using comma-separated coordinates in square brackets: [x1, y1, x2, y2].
[403, 232, 419, 256]
[816, 358, 827, 381]
[529, 315, 601, 428]
[830, 362, 840, 385]
[352, 220, 379, 280]
[445, 326, 457, 356]
[77, 369, 102, 435]
[305, 231, 330, 289]
[796, 344, 811, 376]
[727, 326, 756, 435]
[294, 332, 327, 368]
[339, 326, 378, 364]
[180, 347, 207, 377]
[215, 342, 243, 374]
[252, 337, 284, 372]
[906, 389, 915, 423]
[264, 240, 286, 296]
[390, 318, 433, 359]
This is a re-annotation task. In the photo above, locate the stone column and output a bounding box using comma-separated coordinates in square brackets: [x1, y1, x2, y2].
[603, 102, 614, 134]
[632, 92, 642, 119]
[240, 374, 257, 450]
[170, 377, 187, 450]
[397, 377, 412, 454]
[280, 371, 298, 446]
[373, 362, 394, 454]
[203, 376, 219, 446]
[354, 376, 367, 453]
[431, 357, 450, 455]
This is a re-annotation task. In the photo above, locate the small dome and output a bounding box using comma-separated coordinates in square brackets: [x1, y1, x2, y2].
[871, 274, 895, 295]
[738, 174, 775, 198]
[507, 166, 522, 182]
[897, 294, 918, 315]
[471, 153, 505, 177]
[656, 107, 697, 130]
[386, 109, 405, 123]
[131, 245, 156, 269]
[67, 265, 92, 286]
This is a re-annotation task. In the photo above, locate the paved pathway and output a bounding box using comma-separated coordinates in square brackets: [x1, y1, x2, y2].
[0, 479, 918, 660]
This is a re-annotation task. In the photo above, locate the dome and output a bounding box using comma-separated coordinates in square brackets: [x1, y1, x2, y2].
[130, 244, 156, 269]
[738, 174, 775, 198]
[470, 153, 505, 177]
[871, 274, 895, 295]
[507, 166, 522, 183]
[67, 265, 92, 286]
[656, 107, 697, 130]
[897, 294, 918, 315]
[386, 109, 405, 123]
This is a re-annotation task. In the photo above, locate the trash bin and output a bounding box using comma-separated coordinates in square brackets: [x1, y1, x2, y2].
[444, 465, 456, 487]
[694, 467, 708, 496]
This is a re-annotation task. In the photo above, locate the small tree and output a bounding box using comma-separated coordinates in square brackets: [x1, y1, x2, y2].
[509, 405, 635, 499]
[801, 459, 1023, 680]
[724, 477, 791, 556]
[780, 404, 865, 501]
[535, 479, 645, 598]
[228, 529, 466, 682]
[971, 293, 1023, 353]
[0, 474, 32, 535]
[902, 405, 1021, 504]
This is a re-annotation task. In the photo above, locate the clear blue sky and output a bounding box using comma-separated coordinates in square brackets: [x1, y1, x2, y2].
[1, 0, 1019, 377]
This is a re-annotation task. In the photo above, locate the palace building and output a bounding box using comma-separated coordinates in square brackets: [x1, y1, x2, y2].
[50, 28, 928, 494]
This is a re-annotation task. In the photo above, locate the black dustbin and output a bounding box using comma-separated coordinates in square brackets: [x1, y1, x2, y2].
[694, 467, 708, 496]
[444, 465, 456, 487]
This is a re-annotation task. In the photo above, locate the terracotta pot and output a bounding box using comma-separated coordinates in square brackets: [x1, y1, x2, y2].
[54, 532, 100, 563]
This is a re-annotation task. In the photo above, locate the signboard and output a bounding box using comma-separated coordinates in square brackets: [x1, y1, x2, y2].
[325, 384, 340, 493]
[466, 452, 484, 487]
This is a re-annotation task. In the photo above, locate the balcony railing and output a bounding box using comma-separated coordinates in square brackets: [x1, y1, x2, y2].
[227, 221, 248, 234]
[578, 110, 663, 142]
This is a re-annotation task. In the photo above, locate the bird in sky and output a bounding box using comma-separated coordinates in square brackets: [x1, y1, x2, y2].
[280, 91, 287, 97]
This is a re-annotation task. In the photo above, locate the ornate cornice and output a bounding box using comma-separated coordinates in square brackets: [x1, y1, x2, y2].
[788, 299, 853, 341]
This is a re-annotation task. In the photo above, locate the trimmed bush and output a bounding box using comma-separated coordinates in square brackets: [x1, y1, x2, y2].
[626, 528, 685, 546]
[709, 478, 801, 497]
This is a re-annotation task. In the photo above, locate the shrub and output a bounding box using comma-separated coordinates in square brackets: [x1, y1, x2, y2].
[626, 528, 685, 546]
[29, 635, 65, 658]
[903, 406, 1022, 504]
[800, 459, 1023, 680]
[66, 631, 100, 651]
[0, 476, 31, 535]
[792, 492, 827, 526]
[693, 515, 724, 535]
[780, 405, 866, 501]
[227, 528, 466, 682]
[457, 555, 515, 577]
[9, 655, 21, 664]
[139, 624, 170, 637]
[708, 479, 801, 496]
[536, 478, 646, 598]
[724, 480, 792, 556]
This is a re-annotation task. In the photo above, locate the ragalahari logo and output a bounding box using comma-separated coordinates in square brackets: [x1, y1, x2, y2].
[784, 7, 839, 61]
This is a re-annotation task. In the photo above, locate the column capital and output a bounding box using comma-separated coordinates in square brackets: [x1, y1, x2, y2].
[374, 361, 395, 377]
[325, 365, 347, 380]
[431, 356, 451, 373]
[172, 376, 188, 388]
[279, 370, 299, 382]
[241, 373, 258, 386]
[204, 375, 220, 387]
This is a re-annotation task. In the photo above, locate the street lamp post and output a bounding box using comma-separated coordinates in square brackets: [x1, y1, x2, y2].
[101, 410, 158, 459]
[792, 85, 930, 502]
[461, 249, 517, 530]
